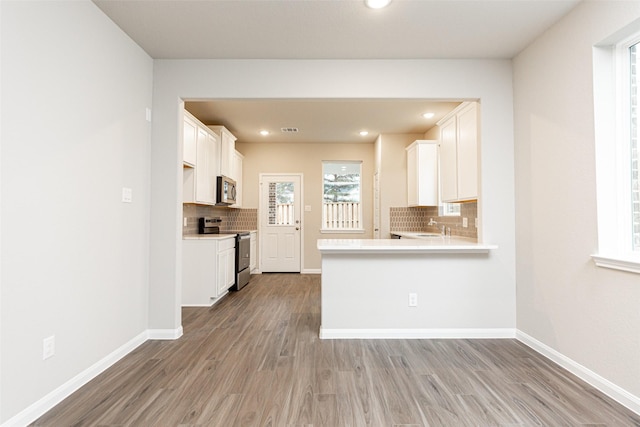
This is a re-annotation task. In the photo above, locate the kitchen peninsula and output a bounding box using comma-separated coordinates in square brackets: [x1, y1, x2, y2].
[317, 237, 512, 340]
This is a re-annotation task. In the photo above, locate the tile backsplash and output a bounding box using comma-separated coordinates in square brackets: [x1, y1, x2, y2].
[390, 202, 478, 239]
[184, 203, 477, 239]
[183, 204, 258, 235]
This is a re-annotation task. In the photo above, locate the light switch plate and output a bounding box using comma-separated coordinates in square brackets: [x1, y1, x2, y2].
[462, 217, 468, 228]
[122, 187, 132, 203]
[43, 335, 55, 360]
[305, 205, 312, 212]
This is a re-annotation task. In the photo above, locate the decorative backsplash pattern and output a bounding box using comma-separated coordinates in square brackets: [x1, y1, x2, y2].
[183, 204, 258, 235]
[390, 202, 478, 239]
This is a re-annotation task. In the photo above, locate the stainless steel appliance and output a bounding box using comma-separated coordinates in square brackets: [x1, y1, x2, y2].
[232, 232, 251, 290]
[216, 175, 237, 205]
[197, 217, 251, 291]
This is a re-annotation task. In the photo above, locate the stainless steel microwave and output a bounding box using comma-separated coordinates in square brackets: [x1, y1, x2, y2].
[216, 175, 237, 205]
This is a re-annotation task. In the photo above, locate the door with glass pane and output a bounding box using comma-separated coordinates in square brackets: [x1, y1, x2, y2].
[260, 174, 302, 272]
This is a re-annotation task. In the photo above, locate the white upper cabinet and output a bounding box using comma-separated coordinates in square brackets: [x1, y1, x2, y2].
[231, 150, 244, 208]
[437, 102, 479, 203]
[406, 140, 438, 207]
[194, 128, 218, 204]
[183, 114, 197, 167]
[183, 110, 219, 205]
[208, 126, 237, 180]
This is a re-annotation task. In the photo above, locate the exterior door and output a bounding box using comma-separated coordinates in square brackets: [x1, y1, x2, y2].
[260, 174, 302, 272]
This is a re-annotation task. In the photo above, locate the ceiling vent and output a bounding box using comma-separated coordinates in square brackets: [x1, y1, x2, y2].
[280, 127, 299, 133]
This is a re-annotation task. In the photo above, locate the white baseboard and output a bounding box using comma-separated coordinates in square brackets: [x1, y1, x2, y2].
[147, 326, 183, 340]
[301, 269, 321, 274]
[1, 331, 149, 427]
[516, 330, 640, 415]
[319, 327, 516, 339]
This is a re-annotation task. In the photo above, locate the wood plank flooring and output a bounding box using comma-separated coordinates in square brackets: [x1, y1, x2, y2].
[32, 273, 640, 426]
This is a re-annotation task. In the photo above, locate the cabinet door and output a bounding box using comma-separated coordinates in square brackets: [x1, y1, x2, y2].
[183, 116, 197, 167]
[406, 144, 418, 206]
[439, 117, 458, 202]
[407, 141, 438, 207]
[182, 240, 217, 306]
[217, 248, 230, 295]
[219, 132, 235, 178]
[456, 103, 478, 200]
[232, 151, 243, 208]
[195, 129, 216, 204]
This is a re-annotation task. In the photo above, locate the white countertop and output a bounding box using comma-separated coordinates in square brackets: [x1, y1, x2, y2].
[183, 234, 237, 241]
[317, 237, 497, 254]
[183, 230, 257, 240]
[390, 231, 444, 239]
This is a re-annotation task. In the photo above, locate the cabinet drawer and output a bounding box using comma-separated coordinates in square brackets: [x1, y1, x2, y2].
[218, 237, 235, 252]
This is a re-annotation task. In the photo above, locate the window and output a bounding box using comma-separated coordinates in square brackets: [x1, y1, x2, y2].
[322, 161, 363, 232]
[268, 182, 295, 225]
[439, 203, 461, 217]
[592, 27, 640, 273]
[630, 42, 640, 250]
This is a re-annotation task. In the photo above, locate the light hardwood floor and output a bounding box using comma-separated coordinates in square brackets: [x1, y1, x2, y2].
[32, 273, 640, 426]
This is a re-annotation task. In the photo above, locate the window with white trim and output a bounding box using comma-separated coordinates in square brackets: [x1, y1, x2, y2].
[630, 42, 640, 250]
[322, 161, 363, 232]
[592, 27, 640, 273]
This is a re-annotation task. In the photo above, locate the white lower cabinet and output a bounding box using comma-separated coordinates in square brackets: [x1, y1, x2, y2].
[217, 240, 236, 296]
[182, 236, 235, 306]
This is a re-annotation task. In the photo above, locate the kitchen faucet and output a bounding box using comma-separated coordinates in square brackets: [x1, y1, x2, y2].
[427, 218, 437, 226]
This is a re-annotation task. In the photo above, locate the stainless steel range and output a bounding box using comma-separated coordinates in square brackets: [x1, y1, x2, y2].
[198, 217, 252, 291]
[232, 232, 251, 290]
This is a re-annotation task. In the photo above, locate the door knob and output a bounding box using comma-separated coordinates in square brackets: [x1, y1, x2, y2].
[296, 227, 300, 230]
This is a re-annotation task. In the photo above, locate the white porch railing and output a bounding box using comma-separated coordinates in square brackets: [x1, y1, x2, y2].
[323, 202, 361, 230]
[275, 203, 295, 225]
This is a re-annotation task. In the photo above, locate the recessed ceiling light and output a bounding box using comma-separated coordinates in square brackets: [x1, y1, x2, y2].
[365, 0, 391, 9]
[422, 112, 435, 119]
[259, 130, 269, 136]
[359, 131, 369, 136]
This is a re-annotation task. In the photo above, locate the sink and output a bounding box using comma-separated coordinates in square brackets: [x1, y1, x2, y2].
[416, 233, 441, 237]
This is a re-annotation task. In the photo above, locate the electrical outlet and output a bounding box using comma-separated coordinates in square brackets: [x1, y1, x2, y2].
[475, 217, 478, 228]
[462, 217, 468, 228]
[43, 335, 55, 360]
[184, 217, 188, 227]
[408, 293, 418, 307]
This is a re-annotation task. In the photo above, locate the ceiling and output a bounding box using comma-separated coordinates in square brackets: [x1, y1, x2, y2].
[93, 0, 579, 60]
[185, 99, 462, 144]
[94, 0, 581, 144]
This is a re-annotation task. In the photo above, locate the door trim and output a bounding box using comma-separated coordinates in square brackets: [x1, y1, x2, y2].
[258, 173, 304, 273]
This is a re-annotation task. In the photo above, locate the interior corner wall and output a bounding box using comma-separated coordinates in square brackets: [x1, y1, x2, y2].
[513, 0, 640, 400]
[1, 0, 153, 422]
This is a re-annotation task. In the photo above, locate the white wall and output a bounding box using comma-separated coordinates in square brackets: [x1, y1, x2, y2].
[150, 58, 516, 338]
[514, 0, 640, 405]
[1, 1, 153, 422]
